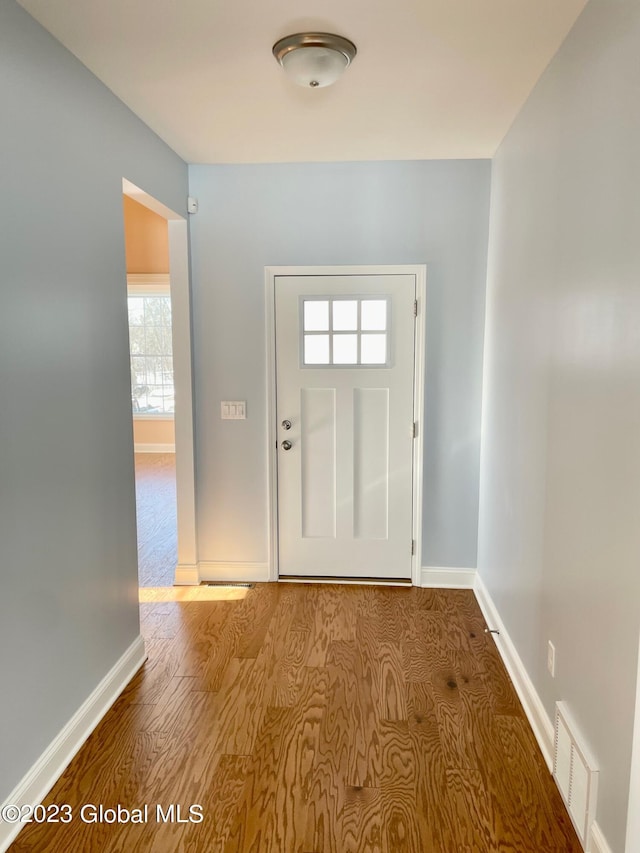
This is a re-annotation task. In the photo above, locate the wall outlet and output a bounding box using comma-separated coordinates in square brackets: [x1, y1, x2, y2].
[547, 641, 556, 678]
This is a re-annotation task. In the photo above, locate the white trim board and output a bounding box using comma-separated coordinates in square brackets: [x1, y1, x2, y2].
[473, 574, 613, 853]
[590, 819, 614, 853]
[279, 576, 412, 587]
[626, 628, 640, 853]
[199, 562, 270, 583]
[168, 217, 198, 581]
[134, 443, 175, 453]
[0, 636, 146, 853]
[421, 567, 476, 588]
[126, 273, 171, 286]
[174, 563, 200, 585]
[473, 573, 555, 768]
[265, 264, 426, 585]
[122, 179, 178, 221]
[410, 268, 427, 585]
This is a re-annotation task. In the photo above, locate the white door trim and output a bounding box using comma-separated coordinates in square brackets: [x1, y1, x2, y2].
[265, 264, 426, 585]
[626, 629, 640, 852]
[123, 179, 198, 585]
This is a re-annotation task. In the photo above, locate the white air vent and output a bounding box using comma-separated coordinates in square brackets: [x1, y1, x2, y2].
[553, 701, 599, 850]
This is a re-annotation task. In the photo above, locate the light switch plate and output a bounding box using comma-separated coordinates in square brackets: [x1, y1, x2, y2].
[221, 401, 246, 420]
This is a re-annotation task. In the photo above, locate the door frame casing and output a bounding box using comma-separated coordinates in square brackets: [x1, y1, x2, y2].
[123, 179, 198, 584]
[265, 264, 427, 585]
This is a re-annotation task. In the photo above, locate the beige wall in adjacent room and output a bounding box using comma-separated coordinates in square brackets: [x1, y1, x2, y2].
[123, 194, 169, 273]
[133, 418, 175, 450]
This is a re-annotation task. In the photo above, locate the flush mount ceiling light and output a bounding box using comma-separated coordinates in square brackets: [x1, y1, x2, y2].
[272, 32, 357, 89]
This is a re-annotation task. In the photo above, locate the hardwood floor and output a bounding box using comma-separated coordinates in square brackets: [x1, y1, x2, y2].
[135, 453, 177, 588]
[9, 585, 581, 852]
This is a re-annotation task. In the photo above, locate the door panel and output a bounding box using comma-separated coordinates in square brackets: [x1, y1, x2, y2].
[300, 388, 336, 538]
[353, 387, 389, 540]
[275, 274, 415, 579]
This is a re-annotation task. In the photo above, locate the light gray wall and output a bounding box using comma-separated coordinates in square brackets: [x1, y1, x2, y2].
[188, 160, 490, 570]
[0, 0, 187, 802]
[477, 2, 640, 849]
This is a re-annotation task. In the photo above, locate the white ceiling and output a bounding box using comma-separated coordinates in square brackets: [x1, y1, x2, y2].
[18, 0, 586, 164]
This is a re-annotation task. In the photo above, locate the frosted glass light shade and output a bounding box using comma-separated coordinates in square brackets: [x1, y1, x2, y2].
[281, 46, 348, 88]
[273, 33, 357, 89]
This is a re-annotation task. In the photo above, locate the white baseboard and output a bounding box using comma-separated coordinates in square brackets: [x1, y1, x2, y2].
[473, 575, 616, 853]
[174, 563, 200, 585]
[473, 573, 554, 768]
[421, 566, 476, 588]
[0, 636, 146, 853]
[589, 821, 613, 853]
[134, 443, 175, 453]
[278, 576, 411, 587]
[199, 561, 270, 583]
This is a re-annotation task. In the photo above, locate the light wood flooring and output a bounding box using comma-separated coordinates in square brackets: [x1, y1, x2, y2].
[135, 453, 177, 588]
[10, 584, 581, 852]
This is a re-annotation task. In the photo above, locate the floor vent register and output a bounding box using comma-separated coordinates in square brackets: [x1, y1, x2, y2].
[553, 701, 599, 851]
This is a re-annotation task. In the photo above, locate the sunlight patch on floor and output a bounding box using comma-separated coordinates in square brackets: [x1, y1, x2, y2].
[139, 585, 248, 602]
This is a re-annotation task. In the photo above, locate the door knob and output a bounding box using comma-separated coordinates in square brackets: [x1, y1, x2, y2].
[281, 419, 292, 430]
[281, 440, 293, 451]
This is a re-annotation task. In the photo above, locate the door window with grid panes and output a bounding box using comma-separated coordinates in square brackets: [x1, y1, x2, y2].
[301, 297, 389, 367]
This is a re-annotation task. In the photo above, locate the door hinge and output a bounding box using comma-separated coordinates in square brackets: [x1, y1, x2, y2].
[413, 299, 418, 317]
[411, 539, 416, 556]
[412, 421, 417, 438]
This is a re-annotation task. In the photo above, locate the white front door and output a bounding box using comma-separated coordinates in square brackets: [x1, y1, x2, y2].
[274, 273, 417, 580]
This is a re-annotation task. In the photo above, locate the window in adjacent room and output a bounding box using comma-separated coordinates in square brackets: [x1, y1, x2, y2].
[128, 286, 174, 415]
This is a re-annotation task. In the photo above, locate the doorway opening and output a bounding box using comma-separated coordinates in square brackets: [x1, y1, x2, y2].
[122, 179, 197, 590]
[123, 195, 175, 587]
